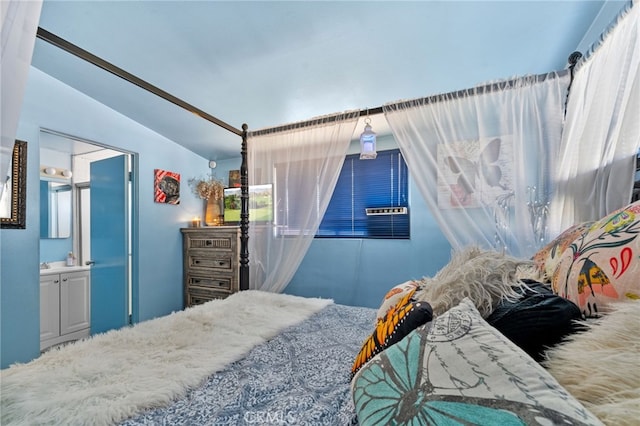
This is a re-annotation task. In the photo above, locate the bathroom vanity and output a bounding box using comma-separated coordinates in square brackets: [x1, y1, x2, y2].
[40, 264, 91, 351]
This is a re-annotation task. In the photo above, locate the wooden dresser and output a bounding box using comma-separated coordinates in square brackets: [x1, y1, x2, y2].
[180, 226, 240, 307]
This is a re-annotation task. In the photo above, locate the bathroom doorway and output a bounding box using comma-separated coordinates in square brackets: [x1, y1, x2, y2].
[39, 129, 138, 334]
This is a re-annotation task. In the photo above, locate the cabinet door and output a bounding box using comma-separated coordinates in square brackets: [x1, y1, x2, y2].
[60, 271, 91, 335]
[40, 275, 60, 341]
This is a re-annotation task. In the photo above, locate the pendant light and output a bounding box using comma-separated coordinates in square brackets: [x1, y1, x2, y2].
[359, 117, 377, 159]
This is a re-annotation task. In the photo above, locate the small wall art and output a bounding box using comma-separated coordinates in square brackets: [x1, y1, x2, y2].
[154, 169, 181, 204]
[228, 169, 241, 188]
[437, 136, 513, 209]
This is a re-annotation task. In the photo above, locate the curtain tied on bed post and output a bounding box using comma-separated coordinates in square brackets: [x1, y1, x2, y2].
[246, 112, 360, 292]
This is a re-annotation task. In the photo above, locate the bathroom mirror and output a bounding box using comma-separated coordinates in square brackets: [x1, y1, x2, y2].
[0, 140, 27, 229]
[40, 180, 72, 239]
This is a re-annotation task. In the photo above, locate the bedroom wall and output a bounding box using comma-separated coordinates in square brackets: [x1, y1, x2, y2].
[1, 68, 211, 369]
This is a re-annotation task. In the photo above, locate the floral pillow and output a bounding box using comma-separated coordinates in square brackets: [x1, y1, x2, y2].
[551, 201, 640, 317]
[532, 221, 594, 281]
[351, 298, 603, 426]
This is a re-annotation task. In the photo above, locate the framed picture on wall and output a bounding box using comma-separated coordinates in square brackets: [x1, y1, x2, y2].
[0, 140, 27, 229]
[228, 169, 241, 188]
[154, 169, 181, 204]
[437, 136, 513, 209]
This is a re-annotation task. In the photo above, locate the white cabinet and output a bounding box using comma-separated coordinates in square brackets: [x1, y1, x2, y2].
[40, 269, 91, 351]
[40, 274, 61, 342]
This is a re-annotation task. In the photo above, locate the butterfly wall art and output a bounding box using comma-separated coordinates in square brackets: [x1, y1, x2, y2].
[437, 136, 513, 209]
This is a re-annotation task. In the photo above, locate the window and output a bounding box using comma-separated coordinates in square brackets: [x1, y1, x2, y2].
[317, 149, 410, 239]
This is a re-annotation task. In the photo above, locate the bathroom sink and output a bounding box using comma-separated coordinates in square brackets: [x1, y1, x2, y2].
[39, 261, 90, 275]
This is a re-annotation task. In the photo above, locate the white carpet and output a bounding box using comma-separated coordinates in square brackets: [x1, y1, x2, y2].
[1, 290, 332, 426]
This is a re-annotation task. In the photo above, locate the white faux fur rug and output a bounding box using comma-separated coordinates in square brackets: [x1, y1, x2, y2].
[544, 300, 640, 426]
[0, 290, 332, 426]
[414, 246, 532, 317]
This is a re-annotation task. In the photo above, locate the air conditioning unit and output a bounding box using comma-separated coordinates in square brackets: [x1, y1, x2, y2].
[365, 207, 408, 216]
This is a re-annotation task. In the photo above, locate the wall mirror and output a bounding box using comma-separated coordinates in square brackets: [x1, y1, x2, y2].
[1, 140, 27, 229]
[40, 180, 72, 238]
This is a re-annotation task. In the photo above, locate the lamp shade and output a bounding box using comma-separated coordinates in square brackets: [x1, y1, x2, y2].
[360, 122, 377, 159]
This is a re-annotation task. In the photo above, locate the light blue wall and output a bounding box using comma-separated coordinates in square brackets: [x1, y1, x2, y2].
[40, 239, 73, 263]
[1, 68, 211, 369]
[1, 125, 41, 368]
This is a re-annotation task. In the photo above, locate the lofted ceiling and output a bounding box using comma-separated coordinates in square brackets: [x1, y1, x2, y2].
[32, 0, 617, 161]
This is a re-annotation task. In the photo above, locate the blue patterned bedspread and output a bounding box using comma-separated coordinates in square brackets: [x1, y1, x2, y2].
[121, 303, 375, 425]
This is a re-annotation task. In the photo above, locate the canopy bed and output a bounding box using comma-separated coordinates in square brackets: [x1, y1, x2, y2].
[2, 1, 639, 425]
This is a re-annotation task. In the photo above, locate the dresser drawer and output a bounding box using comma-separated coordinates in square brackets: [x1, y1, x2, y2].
[184, 233, 236, 251]
[186, 273, 233, 292]
[186, 287, 230, 306]
[187, 251, 233, 271]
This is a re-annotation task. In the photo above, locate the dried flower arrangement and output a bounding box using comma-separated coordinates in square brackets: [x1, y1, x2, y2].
[188, 176, 225, 201]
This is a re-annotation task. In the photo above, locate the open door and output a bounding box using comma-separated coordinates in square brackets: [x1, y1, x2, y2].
[90, 155, 129, 334]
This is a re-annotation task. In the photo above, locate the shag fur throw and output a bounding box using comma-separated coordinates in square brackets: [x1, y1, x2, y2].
[413, 246, 534, 318]
[0, 291, 332, 426]
[543, 300, 640, 426]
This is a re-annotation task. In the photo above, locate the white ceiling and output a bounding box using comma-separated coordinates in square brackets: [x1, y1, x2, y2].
[31, 0, 618, 161]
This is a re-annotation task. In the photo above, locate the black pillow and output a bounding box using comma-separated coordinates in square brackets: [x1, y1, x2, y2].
[487, 280, 582, 362]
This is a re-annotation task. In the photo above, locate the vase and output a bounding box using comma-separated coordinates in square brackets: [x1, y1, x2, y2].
[204, 198, 222, 226]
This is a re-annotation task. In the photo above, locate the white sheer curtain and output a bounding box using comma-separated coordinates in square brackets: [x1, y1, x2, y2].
[384, 72, 569, 258]
[549, 1, 640, 236]
[1, 0, 42, 198]
[246, 112, 359, 292]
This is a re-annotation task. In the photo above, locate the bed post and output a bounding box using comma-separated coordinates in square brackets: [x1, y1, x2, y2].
[240, 123, 249, 291]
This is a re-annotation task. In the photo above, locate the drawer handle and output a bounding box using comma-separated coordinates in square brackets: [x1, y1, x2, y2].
[191, 279, 228, 286]
[192, 260, 226, 266]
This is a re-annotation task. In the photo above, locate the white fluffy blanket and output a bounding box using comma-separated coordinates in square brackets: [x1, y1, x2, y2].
[544, 300, 640, 426]
[0, 290, 332, 426]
